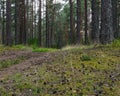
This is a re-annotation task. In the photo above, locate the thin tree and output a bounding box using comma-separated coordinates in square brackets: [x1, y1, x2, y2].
[30, 0, 34, 39]
[69, 0, 74, 44]
[15, 0, 20, 44]
[112, 0, 118, 38]
[84, 0, 88, 44]
[2, 0, 5, 44]
[76, 0, 82, 44]
[38, 0, 42, 46]
[0, 1, 2, 43]
[46, 0, 49, 47]
[6, 0, 12, 46]
[19, 0, 26, 44]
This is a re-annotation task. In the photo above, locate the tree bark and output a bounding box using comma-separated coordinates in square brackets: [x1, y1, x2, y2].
[69, 0, 75, 44]
[6, 0, 12, 46]
[38, 0, 42, 46]
[76, 0, 82, 44]
[84, 0, 89, 44]
[100, 0, 114, 44]
[15, 0, 20, 45]
[91, 0, 100, 43]
[46, 0, 49, 47]
[2, 0, 5, 44]
[112, 0, 118, 39]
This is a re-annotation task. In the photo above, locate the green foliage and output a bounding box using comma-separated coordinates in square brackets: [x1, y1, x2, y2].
[111, 39, 120, 47]
[12, 45, 31, 50]
[80, 54, 91, 61]
[28, 38, 39, 47]
[32, 47, 57, 52]
[0, 57, 26, 70]
[62, 45, 94, 51]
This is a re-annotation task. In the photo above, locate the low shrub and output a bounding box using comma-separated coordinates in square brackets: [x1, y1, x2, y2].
[80, 54, 91, 61]
[111, 39, 120, 47]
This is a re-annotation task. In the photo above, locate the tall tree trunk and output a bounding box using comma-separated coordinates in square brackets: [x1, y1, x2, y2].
[112, 0, 118, 38]
[46, 0, 50, 47]
[91, 0, 100, 43]
[51, 5, 55, 47]
[76, 0, 82, 44]
[30, 0, 34, 39]
[2, 0, 5, 44]
[100, 0, 114, 44]
[69, 0, 74, 44]
[49, 0, 54, 47]
[6, 0, 12, 46]
[84, 0, 89, 44]
[38, 0, 42, 46]
[118, 0, 120, 37]
[15, 0, 20, 45]
[23, 0, 26, 44]
[0, 1, 2, 43]
[26, 0, 29, 44]
[19, 0, 26, 44]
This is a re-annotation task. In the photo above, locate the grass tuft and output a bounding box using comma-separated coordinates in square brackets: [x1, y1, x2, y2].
[62, 45, 94, 51]
[32, 47, 57, 52]
[80, 54, 91, 61]
[110, 39, 120, 47]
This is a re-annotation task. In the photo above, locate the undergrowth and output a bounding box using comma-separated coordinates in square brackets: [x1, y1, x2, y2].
[0, 40, 120, 96]
[0, 56, 27, 70]
[110, 39, 120, 47]
[0, 44, 120, 96]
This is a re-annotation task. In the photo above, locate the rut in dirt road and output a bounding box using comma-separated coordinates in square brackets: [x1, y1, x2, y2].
[0, 50, 50, 80]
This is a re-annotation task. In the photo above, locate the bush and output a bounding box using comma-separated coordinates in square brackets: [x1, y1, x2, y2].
[111, 39, 120, 47]
[80, 54, 91, 61]
[28, 38, 38, 47]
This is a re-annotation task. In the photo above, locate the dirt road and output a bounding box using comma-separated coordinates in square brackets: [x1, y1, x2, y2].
[0, 50, 50, 80]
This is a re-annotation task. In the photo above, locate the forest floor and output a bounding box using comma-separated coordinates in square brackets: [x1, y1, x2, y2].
[0, 45, 120, 96]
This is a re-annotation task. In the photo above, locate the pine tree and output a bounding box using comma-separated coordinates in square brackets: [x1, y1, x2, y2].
[84, 0, 88, 44]
[38, 0, 42, 46]
[100, 0, 114, 44]
[91, 0, 100, 43]
[6, 0, 12, 46]
[76, 0, 82, 44]
[69, 0, 75, 44]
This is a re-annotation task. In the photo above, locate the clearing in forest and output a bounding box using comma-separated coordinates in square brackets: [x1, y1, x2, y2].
[0, 46, 120, 96]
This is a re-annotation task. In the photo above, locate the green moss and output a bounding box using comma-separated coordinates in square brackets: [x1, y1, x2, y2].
[0, 56, 26, 70]
[80, 54, 91, 61]
[110, 39, 120, 47]
[0, 46, 120, 96]
[32, 47, 57, 52]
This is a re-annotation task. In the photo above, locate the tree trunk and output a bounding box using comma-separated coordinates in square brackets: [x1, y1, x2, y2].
[19, 0, 26, 44]
[112, 0, 118, 38]
[46, 0, 49, 47]
[100, 0, 114, 44]
[91, 0, 100, 43]
[69, 0, 75, 44]
[30, 0, 34, 39]
[38, 0, 42, 46]
[76, 0, 82, 44]
[84, 0, 89, 44]
[2, 0, 5, 44]
[6, 0, 12, 46]
[0, 1, 2, 43]
[15, 0, 20, 45]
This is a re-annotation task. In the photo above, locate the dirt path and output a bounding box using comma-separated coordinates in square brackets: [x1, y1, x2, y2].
[0, 50, 50, 80]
